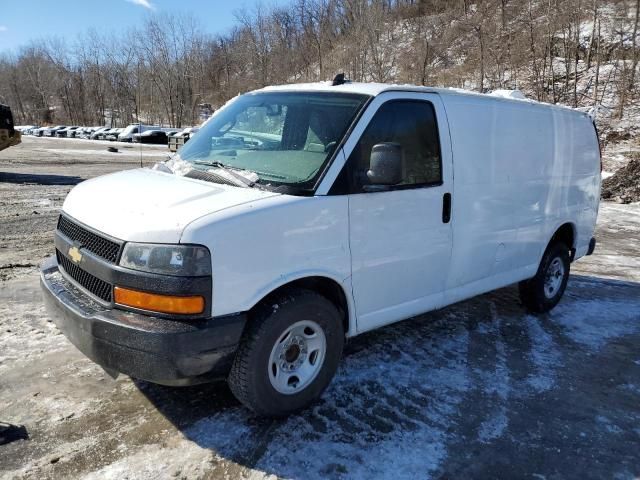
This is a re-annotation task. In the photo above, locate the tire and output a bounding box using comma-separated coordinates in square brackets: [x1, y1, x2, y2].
[519, 242, 571, 313]
[228, 288, 344, 417]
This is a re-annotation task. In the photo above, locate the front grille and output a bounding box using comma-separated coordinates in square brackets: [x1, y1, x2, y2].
[56, 249, 113, 302]
[57, 215, 121, 263]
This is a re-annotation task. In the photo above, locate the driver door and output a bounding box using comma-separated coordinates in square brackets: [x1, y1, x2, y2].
[344, 92, 453, 333]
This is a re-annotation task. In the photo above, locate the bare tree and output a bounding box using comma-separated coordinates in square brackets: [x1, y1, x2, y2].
[628, 0, 640, 90]
[0, 0, 637, 126]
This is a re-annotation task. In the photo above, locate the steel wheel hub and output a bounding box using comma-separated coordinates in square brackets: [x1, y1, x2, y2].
[268, 320, 327, 395]
[544, 257, 565, 299]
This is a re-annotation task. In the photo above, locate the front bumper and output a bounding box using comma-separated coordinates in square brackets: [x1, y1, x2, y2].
[40, 256, 246, 386]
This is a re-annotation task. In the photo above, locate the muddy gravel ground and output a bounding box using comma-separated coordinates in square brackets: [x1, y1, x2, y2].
[0, 136, 167, 282]
[1, 137, 640, 479]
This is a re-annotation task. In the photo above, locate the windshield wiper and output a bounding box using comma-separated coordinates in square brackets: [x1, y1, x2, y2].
[194, 160, 229, 168]
[193, 160, 265, 190]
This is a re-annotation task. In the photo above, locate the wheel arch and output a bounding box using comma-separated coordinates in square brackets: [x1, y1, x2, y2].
[549, 222, 577, 260]
[248, 274, 355, 337]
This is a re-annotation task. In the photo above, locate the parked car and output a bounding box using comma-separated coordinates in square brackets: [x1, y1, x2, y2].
[15, 125, 37, 134]
[117, 124, 162, 142]
[79, 127, 98, 139]
[132, 129, 172, 144]
[16, 125, 38, 135]
[69, 127, 87, 138]
[37, 126, 53, 137]
[168, 127, 200, 152]
[56, 126, 80, 138]
[31, 127, 46, 137]
[90, 127, 104, 138]
[90, 127, 111, 140]
[105, 128, 124, 141]
[40, 81, 600, 417]
[97, 128, 119, 140]
[42, 125, 66, 137]
[24, 126, 40, 135]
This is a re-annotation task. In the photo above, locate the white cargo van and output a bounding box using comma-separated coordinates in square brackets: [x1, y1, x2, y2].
[41, 81, 600, 416]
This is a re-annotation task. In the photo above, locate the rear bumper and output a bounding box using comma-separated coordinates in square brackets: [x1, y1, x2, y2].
[40, 256, 246, 386]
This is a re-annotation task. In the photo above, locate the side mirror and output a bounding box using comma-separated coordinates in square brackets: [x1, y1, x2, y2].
[366, 142, 403, 186]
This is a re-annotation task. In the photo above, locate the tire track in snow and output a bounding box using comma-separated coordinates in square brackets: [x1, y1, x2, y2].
[477, 302, 510, 443]
[523, 315, 562, 393]
[433, 296, 518, 477]
[179, 313, 472, 480]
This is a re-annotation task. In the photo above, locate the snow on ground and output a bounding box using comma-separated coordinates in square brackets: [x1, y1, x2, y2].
[1, 203, 639, 479]
[524, 315, 562, 393]
[554, 294, 639, 351]
[572, 201, 640, 281]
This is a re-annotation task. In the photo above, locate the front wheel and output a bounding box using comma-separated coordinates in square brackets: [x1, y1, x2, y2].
[228, 289, 344, 417]
[519, 242, 571, 313]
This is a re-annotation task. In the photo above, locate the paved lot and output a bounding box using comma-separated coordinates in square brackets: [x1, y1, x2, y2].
[1, 137, 639, 479]
[0, 136, 166, 281]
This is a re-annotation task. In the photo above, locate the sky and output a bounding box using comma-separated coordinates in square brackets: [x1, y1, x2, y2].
[0, 0, 291, 53]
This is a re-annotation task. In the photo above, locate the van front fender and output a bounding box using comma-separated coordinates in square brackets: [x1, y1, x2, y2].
[243, 270, 357, 338]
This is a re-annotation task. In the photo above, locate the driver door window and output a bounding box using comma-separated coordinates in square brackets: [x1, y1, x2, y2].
[346, 100, 442, 192]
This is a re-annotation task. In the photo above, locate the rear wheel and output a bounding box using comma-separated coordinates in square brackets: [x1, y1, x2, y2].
[519, 242, 570, 313]
[228, 289, 344, 417]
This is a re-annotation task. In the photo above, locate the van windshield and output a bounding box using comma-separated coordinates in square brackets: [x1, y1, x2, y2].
[177, 92, 369, 191]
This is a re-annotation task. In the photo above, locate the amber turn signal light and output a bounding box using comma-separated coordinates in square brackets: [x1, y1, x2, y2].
[114, 286, 205, 315]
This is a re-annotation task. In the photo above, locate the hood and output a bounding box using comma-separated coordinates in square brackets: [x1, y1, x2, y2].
[62, 168, 279, 243]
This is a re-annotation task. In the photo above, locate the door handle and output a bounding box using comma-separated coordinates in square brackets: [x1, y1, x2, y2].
[442, 193, 451, 223]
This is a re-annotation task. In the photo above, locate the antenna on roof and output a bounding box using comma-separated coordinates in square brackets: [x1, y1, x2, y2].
[332, 73, 348, 86]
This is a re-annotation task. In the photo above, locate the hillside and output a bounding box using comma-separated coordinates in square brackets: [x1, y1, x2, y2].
[0, 0, 638, 182]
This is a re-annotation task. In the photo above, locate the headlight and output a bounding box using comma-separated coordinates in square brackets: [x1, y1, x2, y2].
[119, 243, 211, 276]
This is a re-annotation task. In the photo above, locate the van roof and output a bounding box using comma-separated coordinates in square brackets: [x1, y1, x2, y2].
[257, 81, 585, 116]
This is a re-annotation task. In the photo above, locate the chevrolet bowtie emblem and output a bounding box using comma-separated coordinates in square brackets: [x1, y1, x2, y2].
[68, 246, 83, 264]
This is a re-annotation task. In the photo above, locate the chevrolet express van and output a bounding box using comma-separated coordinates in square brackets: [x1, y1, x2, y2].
[41, 81, 600, 416]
